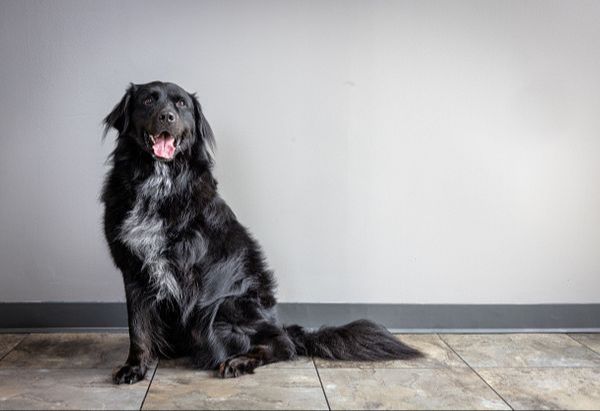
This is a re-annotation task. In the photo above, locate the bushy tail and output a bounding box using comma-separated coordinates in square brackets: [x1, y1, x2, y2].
[284, 319, 422, 361]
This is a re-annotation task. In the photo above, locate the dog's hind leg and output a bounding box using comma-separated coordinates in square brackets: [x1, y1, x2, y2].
[190, 320, 252, 370]
[218, 323, 296, 378]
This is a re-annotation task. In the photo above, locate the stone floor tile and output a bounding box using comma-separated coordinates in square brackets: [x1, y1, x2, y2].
[0, 334, 27, 359]
[0, 368, 152, 410]
[477, 367, 600, 410]
[319, 367, 510, 410]
[441, 334, 600, 368]
[315, 334, 466, 369]
[568, 333, 600, 354]
[143, 366, 328, 410]
[0, 333, 129, 369]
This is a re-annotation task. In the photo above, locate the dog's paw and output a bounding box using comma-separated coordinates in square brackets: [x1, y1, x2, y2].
[218, 356, 260, 378]
[113, 364, 147, 385]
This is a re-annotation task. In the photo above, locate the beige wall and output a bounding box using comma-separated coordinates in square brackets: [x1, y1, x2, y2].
[1, 0, 599, 303]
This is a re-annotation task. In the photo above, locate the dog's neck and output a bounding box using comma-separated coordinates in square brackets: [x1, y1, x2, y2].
[135, 160, 200, 199]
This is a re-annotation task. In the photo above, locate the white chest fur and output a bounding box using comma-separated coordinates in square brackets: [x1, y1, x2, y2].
[118, 163, 181, 302]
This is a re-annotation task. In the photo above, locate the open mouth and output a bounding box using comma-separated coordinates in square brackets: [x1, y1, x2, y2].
[148, 131, 177, 160]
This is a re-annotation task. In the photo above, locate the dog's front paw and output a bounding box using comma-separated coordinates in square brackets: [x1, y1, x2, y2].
[113, 364, 147, 385]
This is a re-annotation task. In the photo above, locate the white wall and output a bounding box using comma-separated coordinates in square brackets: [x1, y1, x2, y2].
[1, 0, 599, 304]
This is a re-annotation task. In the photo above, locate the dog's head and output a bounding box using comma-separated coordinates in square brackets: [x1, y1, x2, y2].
[103, 81, 214, 163]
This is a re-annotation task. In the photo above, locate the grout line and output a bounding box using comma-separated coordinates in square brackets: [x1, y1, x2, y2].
[294, 365, 600, 370]
[388, 328, 600, 334]
[140, 361, 159, 411]
[438, 334, 514, 411]
[0, 333, 29, 363]
[565, 334, 600, 357]
[312, 357, 332, 411]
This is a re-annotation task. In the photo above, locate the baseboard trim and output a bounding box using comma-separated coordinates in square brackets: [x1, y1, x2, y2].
[0, 303, 599, 333]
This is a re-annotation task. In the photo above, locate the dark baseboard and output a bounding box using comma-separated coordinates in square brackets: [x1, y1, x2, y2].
[278, 303, 600, 332]
[0, 302, 599, 333]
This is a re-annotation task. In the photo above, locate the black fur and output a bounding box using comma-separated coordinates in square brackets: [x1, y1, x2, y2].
[101, 81, 421, 384]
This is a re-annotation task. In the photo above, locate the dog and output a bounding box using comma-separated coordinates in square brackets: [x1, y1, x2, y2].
[101, 81, 421, 384]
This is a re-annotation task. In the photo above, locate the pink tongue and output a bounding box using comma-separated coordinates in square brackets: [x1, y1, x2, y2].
[152, 134, 176, 159]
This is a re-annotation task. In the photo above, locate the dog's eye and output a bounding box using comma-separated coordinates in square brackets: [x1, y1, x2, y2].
[176, 99, 186, 108]
[144, 97, 153, 106]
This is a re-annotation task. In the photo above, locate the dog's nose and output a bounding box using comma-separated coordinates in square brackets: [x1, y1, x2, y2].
[159, 111, 177, 123]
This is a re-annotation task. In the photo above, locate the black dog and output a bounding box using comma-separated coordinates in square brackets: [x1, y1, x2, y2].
[101, 81, 421, 384]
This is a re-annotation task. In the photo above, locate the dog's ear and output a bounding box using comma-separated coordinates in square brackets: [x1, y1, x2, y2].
[103, 83, 135, 139]
[190, 93, 216, 165]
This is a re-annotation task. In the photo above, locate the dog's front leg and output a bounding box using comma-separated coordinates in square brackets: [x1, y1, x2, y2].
[113, 288, 157, 384]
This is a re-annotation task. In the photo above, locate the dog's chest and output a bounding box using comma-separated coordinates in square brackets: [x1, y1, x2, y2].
[118, 163, 203, 302]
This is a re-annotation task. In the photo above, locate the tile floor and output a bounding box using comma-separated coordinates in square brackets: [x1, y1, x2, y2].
[0, 332, 599, 410]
